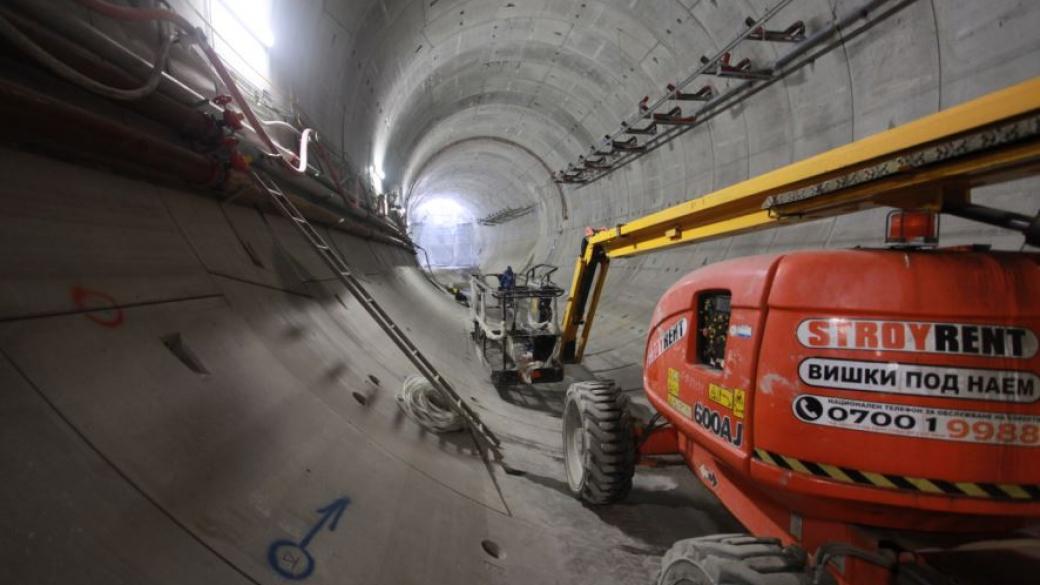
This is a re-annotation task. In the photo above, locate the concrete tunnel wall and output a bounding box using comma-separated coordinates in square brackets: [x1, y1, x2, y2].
[2, 0, 1040, 584]
[2, 146, 743, 584]
[276, 0, 1040, 389]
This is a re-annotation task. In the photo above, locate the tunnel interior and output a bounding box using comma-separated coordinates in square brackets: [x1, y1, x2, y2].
[1, 1, 1039, 584]
[410, 196, 478, 268]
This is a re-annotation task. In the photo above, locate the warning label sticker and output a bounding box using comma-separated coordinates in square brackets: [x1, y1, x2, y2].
[668, 394, 693, 419]
[667, 368, 680, 396]
[666, 368, 693, 418]
[799, 358, 1039, 403]
[791, 394, 1040, 447]
[708, 383, 747, 419]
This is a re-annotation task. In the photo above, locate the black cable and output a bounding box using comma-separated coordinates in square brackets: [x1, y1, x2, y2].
[812, 542, 937, 585]
[635, 412, 668, 453]
[812, 543, 895, 585]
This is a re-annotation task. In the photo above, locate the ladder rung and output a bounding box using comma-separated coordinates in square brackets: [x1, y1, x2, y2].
[250, 168, 502, 454]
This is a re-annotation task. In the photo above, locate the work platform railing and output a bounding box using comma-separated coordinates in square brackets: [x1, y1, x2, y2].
[560, 76, 1040, 363]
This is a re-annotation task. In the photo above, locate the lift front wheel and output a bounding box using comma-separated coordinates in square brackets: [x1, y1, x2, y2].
[656, 534, 809, 585]
[562, 380, 635, 505]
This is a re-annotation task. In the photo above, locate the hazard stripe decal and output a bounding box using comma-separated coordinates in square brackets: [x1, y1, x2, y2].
[752, 448, 1040, 501]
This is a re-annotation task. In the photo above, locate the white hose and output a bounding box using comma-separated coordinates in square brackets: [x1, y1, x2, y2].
[65, 0, 312, 174]
[522, 310, 553, 330]
[259, 118, 301, 133]
[256, 121, 315, 173]
[0, 10, 175, 101]
[396, 376, 464, 433]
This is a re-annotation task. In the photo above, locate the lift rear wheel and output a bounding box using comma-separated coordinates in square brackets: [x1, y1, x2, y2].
[656, 534, 809, 585]
[562, 380, 635, 505]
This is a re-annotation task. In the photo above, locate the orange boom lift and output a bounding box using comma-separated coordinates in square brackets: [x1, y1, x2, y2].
[558, 77, 1040, 584]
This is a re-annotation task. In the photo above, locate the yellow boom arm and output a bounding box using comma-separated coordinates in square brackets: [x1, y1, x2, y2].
[561, 77, 1040, 363]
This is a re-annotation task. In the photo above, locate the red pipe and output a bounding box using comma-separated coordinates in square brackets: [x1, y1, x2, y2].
[72, 0, 306, 173]
[2, 2, 412, 249]
[0, 78, 413, 250]
[0, 9, 219, 143]
[314, 139, 359, 208]
[0, 79, 221, 185]
[62, 1, 397, 236]
[0, 79, 414, 250]
[70, 0, 194, 28]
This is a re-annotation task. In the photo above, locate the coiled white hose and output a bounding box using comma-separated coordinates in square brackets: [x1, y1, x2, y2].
[396, 376, 464, 433]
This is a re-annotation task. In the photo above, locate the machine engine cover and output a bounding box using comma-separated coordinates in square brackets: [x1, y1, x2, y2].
[643, 249, 1040, 527]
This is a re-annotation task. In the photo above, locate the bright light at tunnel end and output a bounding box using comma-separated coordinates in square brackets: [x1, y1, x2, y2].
[414, 197, 471, 225]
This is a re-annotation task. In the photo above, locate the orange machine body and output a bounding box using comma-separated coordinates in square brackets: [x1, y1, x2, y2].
[643, 249, 1040, 582]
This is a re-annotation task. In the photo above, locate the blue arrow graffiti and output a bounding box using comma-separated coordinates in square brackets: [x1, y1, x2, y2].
[268, 497, 350, 580]
[300, 498, 349, 548]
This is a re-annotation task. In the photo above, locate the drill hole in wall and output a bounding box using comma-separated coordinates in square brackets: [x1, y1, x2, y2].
[352, 392, 368, 406]
[160, 333, 210, 376]
[480, 539, 504, 560]
[502, 465, 526, 477]
[368, 374, 380, 386]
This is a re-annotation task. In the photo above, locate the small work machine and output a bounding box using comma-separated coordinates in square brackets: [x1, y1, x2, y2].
[556, 78, 1040, 584]
[470, 264, 565, 385]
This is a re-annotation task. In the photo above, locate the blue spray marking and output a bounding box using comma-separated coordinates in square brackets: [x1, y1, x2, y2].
[268, 497, 350, 580]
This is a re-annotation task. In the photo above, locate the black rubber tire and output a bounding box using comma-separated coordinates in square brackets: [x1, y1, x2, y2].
[657, 534, 809, 585]
[562, 380, 636, 505]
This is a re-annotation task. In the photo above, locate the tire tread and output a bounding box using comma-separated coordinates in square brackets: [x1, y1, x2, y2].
[657, 534, 809, 585]
[563, 380, 636, 505]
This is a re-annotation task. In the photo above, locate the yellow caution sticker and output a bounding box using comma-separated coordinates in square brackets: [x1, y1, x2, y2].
[667, 368, 680, 396]
[668, 394, 693, 418]
[709, 383, 747, 419]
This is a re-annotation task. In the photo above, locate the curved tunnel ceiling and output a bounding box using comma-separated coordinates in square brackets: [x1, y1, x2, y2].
[283, 0, 1038, 221]
[276, 0, 1040, 372]
[407, 137, 556, 214]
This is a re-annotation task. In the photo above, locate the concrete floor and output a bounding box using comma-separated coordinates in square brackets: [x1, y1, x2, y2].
[0, 148, 738, 585]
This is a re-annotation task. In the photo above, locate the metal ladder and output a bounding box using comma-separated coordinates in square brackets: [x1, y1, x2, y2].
[250, 169, 503, 459]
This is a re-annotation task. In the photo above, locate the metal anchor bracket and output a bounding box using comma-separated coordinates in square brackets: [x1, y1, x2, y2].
[745, 17, 806, 42]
